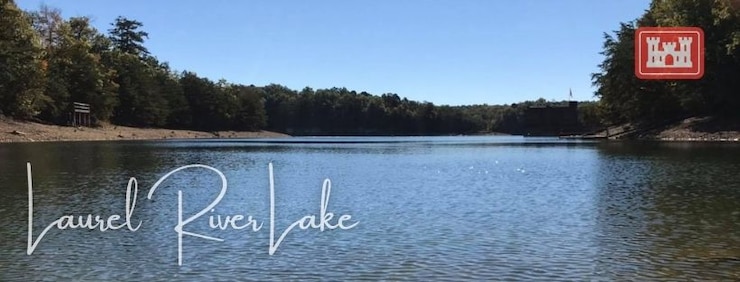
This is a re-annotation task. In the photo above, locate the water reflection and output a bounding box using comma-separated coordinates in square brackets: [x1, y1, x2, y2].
[593, 142, 740, 280]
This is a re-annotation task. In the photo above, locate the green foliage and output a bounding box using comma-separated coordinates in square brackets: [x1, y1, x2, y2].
[156, 63, 190, 128]
[231, 85, 267, 131]
[110, 52, 169, 126]
[179, 72, 237, 130]
[3, 3, 608, 135]
[593, 0, 740, 125]
[577, 101, 603, 130]
[0, 0, 47, 118]
[260, 85, 483, 135]
[38, 16, 118, 122]
[258, 86, 579, 136]
[108, 16, 149, 58]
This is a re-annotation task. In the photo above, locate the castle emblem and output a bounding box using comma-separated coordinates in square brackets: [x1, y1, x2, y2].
[634, 27, 704, 80]
[645, 36, 693, 68]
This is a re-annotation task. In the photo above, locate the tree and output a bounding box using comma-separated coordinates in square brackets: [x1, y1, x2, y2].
[0, 0, 47, 118]
[66, 17, 119, 122]
[179, 71, 240, 130]
[156, 63, 191, 128]
[108, 16, 149, 57]
[230, 85, 267, 131]
[8, 2, 613, 136]
[28, 4, 63, 50]
[38, 16, 119, 123]
[111, 53, 169, 126]
[592, 0, 740, 125]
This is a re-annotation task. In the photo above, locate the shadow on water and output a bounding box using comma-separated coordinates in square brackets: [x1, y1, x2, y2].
[592, 141, 740, 280]
[0, 141, 167, 202]
[0, 141, 167, 279]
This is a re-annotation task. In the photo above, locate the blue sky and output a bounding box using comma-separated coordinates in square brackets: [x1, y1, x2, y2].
[17, 0, 650, 106]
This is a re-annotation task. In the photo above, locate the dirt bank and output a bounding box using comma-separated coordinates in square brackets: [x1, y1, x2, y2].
[0, 118, 290, 143]
[592, 116, 740, 141]
[641, 116, 740, 141]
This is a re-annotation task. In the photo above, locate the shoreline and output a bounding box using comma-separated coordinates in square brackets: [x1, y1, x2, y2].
[3, 116, 740, 144]
[0, 118, 291, 143]
[577, 116, 740, 142]
[639, 116, 740, 142]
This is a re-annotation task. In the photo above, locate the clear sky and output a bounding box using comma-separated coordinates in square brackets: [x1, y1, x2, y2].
[17, 0, 650, 106]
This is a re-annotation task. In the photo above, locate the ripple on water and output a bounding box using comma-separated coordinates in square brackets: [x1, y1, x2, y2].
[1, 139, 739, 280]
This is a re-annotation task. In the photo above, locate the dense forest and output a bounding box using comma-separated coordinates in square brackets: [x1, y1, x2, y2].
[593, 0, 740, 126]
[3, 0, 737, 136]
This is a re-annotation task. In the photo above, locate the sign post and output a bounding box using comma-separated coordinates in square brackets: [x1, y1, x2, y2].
[72, 102, 91, 127]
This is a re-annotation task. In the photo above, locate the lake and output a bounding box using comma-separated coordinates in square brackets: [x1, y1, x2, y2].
[1, 136, 739, 281]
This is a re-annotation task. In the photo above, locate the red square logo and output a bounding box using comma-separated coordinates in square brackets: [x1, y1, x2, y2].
[634, 27, 704, 80]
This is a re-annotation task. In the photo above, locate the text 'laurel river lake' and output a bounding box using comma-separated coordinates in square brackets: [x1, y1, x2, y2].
[0, 136, 739, 281]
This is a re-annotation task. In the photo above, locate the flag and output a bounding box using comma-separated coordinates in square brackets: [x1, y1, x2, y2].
[569, 88, 573, 99]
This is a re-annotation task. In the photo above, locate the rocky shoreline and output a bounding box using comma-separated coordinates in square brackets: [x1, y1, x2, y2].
[637, 116, 740, 142]
[589, 116, 740, 142]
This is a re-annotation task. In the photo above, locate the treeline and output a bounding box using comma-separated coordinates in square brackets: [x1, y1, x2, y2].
[260, 86, 601, 135]
[262, 85, 482, 135]
[593, 0, 740, 125]
[1, 2, 266, 131]
[1, 1, 599, 136]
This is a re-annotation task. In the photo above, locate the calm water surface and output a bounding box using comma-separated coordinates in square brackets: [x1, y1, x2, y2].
[0, 136, 739, 281]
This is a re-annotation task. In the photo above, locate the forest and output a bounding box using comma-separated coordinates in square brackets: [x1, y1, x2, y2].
[2, 0, 737, 136]
[593, 0, 740, 126]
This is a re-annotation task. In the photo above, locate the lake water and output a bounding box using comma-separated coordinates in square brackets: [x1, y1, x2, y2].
[0, 136, 739, 281]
